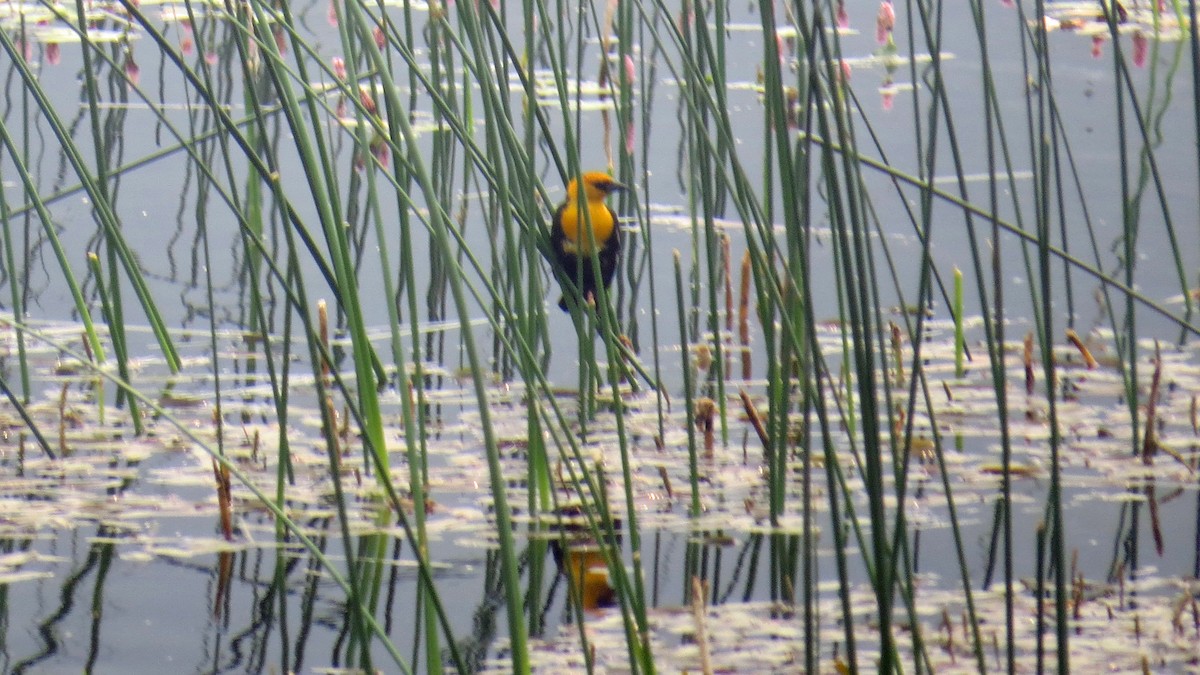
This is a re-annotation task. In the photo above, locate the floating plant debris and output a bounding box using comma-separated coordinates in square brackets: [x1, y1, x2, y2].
[481, 575, 1200, 673]
[0, 308, 1196, 670]
[1038, 1, 1188, 40]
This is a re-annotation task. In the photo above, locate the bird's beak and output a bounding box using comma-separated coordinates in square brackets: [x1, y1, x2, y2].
[608, 181, 627, 194]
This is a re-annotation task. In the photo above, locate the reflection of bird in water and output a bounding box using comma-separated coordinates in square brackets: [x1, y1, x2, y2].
[549, 172, 626, 312]
[549, 505, 622, 611]
[555, 545, 616, 611]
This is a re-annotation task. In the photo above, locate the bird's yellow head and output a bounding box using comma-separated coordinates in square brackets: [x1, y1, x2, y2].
[567, 172, 626, 203]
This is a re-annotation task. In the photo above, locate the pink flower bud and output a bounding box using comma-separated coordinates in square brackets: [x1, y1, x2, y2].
[45, 43, 60, 66]
[876, 1, 895, 45]
[332, 56, 347, 80]
[124, 54, 140, 86]
[359, 86, 377, 115]
[1132, 31, 1147, 68]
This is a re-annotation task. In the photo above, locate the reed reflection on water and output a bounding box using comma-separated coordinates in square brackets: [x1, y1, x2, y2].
[0, 0, 1198, 672]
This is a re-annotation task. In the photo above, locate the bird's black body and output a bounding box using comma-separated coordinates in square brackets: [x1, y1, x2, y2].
[549, 201, 621, 311]
[548, 173, 625, 312]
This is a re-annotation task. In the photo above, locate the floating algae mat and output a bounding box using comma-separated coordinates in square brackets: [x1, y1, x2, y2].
[0, 313, 1195, 671]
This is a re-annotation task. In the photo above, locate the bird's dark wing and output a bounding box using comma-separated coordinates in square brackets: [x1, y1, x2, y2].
[550, 202, 585, 310]
[597, 205, 621, 290]
[549, 202, 582, 278]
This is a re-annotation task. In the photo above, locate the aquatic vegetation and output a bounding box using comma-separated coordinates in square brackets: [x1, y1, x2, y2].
[1, 0, 1198, 672]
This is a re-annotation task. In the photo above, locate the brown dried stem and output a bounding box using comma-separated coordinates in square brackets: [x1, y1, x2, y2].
[1066, 329, 1097, 369]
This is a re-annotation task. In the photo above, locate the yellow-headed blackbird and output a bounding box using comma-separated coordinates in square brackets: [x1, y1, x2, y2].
[549, 172, 626, 311]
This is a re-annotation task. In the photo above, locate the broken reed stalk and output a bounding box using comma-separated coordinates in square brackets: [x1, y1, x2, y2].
[1168, 589, 1200, 631]
[1070, 549, 1081, 620]
[1024, 332, 1035, 396]
[1066, 328, 1097, 369]
[739, 250, 752, 380]
[657, 466, 673, 500]
[341, 402, 351, 444]
[1142, 341, 1162, 464]
[245, 427, 261, 465]
[325, 395, 342, 473]
[211, 457, 233, 541]
[690, 576, 713, 675]
[1147, 483, 1164, 556]
[318, 299, 330, 384]
[739, 389, 769, 449]
[940, 607, 956, 664]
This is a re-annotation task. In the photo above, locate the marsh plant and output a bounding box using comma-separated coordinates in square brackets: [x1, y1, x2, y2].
[0, 0, 1198, 673]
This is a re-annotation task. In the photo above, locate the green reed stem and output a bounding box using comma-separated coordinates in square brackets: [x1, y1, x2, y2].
[0, 376, 53, 459]
[0, 33, 105, 365]
[353, 12, 528, 671]
[0, 142, 30, 406]
[3, 315, 414, 671]
[1033, 2, 1068, 668]
[954, 268, 964, 378]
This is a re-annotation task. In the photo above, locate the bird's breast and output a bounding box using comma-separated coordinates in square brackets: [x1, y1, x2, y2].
[561, 203, 615, 256]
